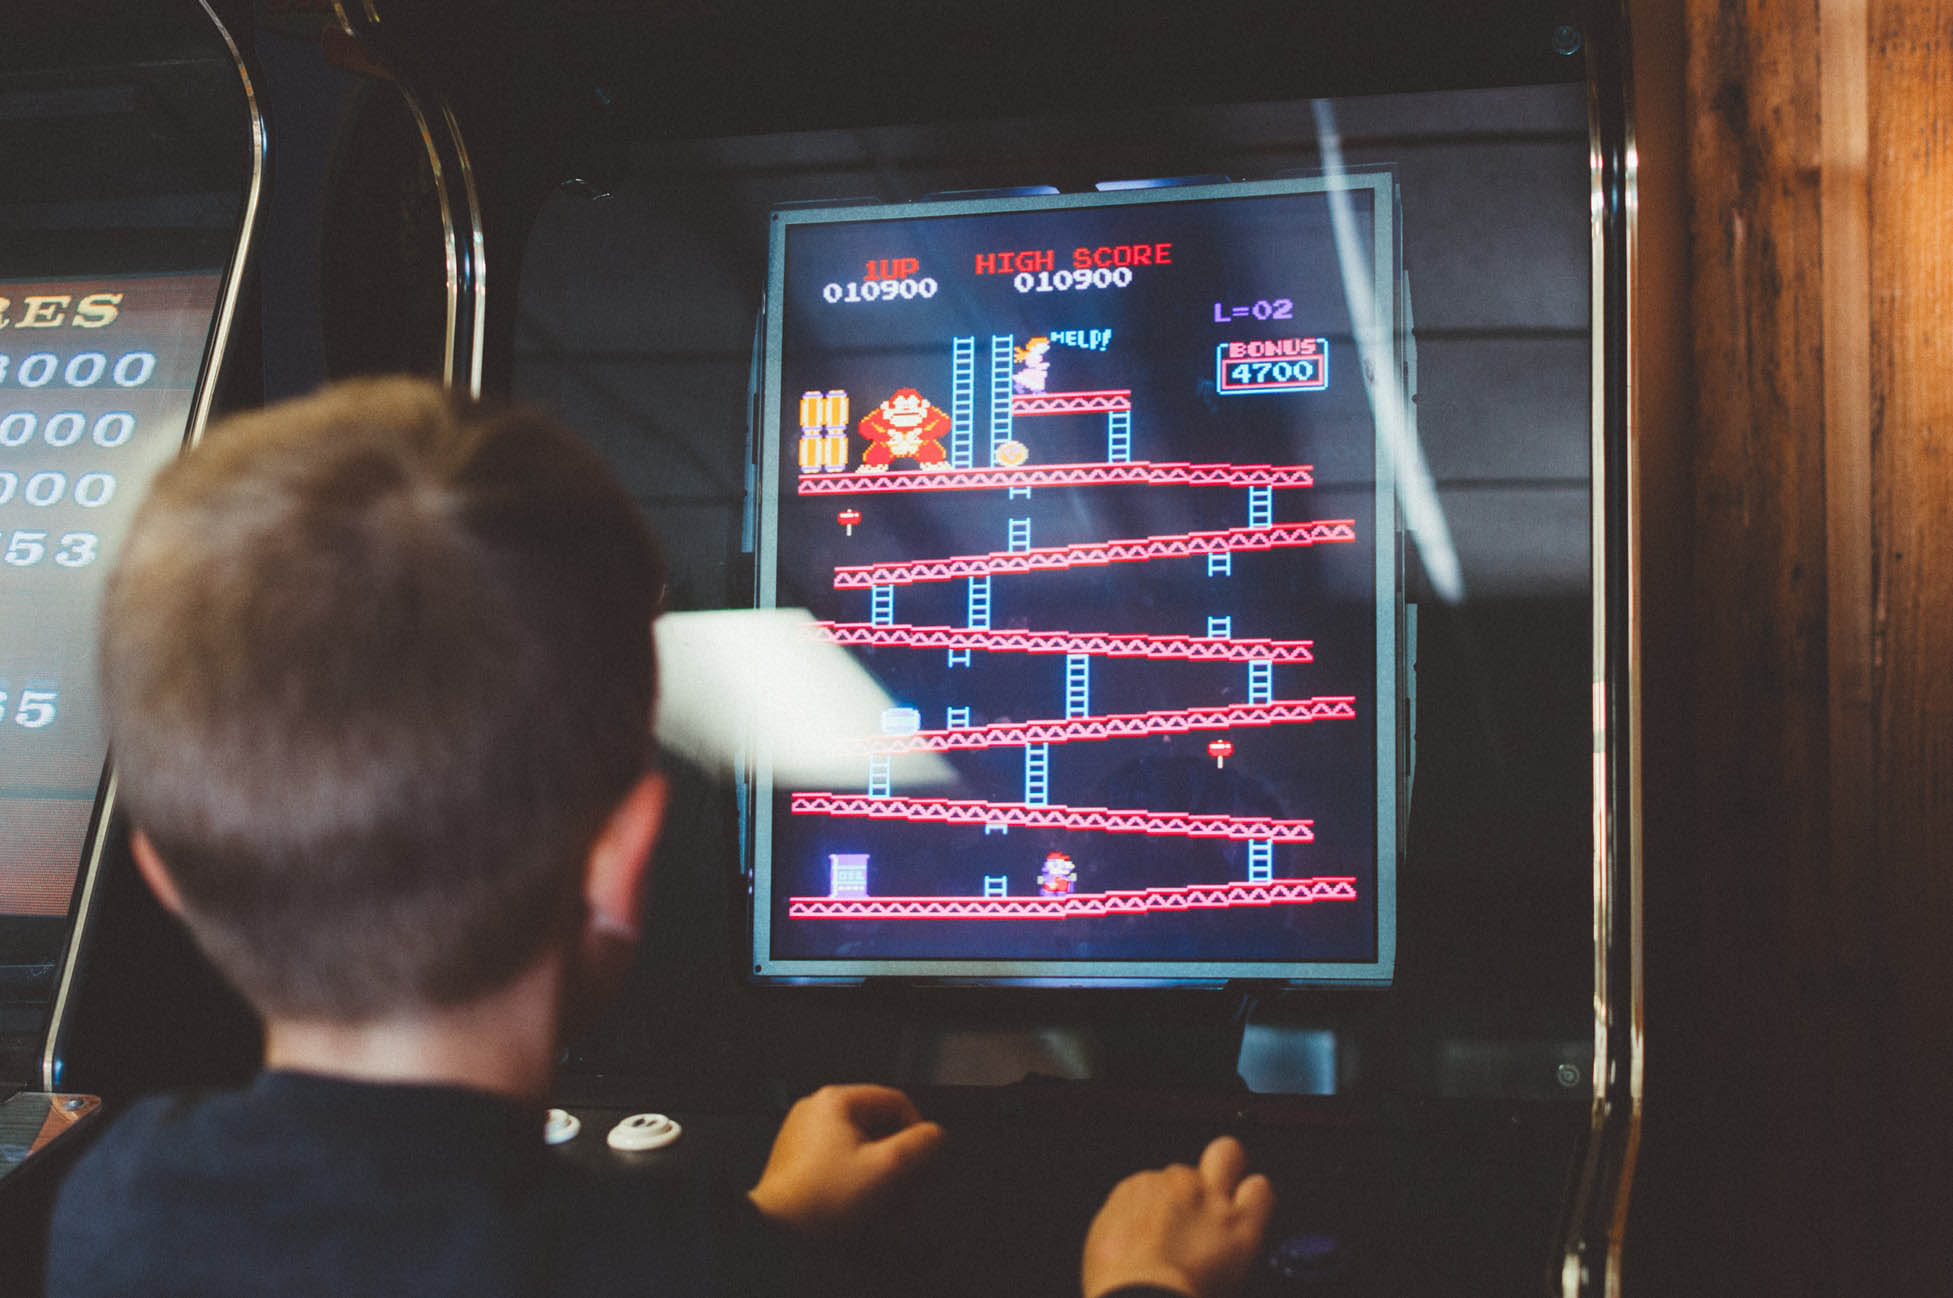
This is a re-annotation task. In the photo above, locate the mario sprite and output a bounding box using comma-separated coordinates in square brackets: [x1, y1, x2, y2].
[857, 388, 950, 472]
[1039, 852, 1078, 897]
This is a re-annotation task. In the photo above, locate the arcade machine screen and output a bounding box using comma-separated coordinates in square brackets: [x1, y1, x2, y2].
[0, 277, 223, 1006]
[752, 177, 1403, 982]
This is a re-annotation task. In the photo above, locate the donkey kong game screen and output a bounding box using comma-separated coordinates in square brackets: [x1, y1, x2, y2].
[752, 177, 1403, 983]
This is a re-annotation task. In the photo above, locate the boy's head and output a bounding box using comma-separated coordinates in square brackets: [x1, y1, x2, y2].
[101, 377, 665, 1022]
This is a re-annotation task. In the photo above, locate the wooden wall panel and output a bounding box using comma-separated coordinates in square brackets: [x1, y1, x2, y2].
[1866, 0, 1953, 1283]
[1654, 2, 1847, 1293]
[1632, 0, 1952, 1289]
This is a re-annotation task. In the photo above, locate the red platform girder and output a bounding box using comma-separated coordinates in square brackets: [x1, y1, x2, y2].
[852, 696, 1357, 754]
[833, 520, 1357, 588]
[787, 877, 1360, 920]
[813, 621, 1314, 663]
[790, 792, 1316, 842]
[796, 459, 1315, 494]
[1010, 389, 1133, 416]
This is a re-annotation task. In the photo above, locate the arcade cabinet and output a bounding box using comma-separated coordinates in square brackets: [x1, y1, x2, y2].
[0, 0, 263, 1280]
[28, 3, 1646, 1295]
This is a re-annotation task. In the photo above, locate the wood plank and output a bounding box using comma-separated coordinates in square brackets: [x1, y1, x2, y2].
[1820, 0, 1874, 973]
[1642, 2, 1844, 1292]
[1866, 0, 1953, 1281]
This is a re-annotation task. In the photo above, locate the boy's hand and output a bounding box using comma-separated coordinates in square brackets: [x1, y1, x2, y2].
[747, 1084, 945, 1236]
[1080, 1136, 1276, 1298]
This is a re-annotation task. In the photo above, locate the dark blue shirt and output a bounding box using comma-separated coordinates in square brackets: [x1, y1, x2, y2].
[47, 1069, 1190, 1298]
[46, 1071, 792, 1298]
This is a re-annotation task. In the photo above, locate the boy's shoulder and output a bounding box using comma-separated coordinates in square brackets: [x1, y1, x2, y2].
[53, 1070, 540, 1216]
[48, 1074, 534, 1298]
[46, 1072, 798, 1298]
[48, 1082, 270, 1298]
[57, 1072, 529, 1194]
[54, 1082, 235, 1207]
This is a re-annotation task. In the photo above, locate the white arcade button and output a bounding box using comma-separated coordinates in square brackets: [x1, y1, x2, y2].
[607, 1112, 682, 1152]
[543, 1108, 581, 1145]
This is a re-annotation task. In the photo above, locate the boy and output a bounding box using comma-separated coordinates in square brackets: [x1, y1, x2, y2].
[47, 377, 1272, 1298]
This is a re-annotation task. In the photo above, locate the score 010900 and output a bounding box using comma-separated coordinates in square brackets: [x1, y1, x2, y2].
[821, 276, 939, 303]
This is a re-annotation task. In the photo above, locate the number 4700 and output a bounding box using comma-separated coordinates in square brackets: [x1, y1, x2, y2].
[0, 687, 58, 729]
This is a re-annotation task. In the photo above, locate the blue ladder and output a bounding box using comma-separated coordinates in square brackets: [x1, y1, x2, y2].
[1248, 485, 1272, 528]
[1247, 840, 1273, 883]
[989, 335, 1014, 466]
[950, 337, 976, 468]
[1024, 743, 1049, 806]
[1065, 653, 1090, 718]
[952, 576, 991, 667]
[1107, 409, 1131, 463]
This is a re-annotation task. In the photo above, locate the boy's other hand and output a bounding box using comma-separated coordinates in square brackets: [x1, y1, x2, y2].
[747, 1084, 945, 1236]
[1080, 1136, 1276, 1298]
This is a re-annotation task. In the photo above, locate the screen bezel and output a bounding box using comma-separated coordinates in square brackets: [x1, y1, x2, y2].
[749, 175, 1402, 985]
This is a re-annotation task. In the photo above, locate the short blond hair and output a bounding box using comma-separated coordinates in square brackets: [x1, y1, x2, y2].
[101, 378, 663, 1019]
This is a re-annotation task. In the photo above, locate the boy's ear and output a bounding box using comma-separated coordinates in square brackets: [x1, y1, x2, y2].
[582, 772, 669, 940]
[129, 829, 186, 915]
[561, 773, 667, 1042]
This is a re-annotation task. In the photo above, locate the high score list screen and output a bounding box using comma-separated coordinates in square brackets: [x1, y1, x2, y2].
[759, 180, 1397, 977]
[0, 274, 217, 918]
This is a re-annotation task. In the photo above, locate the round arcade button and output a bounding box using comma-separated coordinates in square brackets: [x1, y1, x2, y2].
[607, 1112, 682, 1152]
[544, 1108, 581, 1145]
